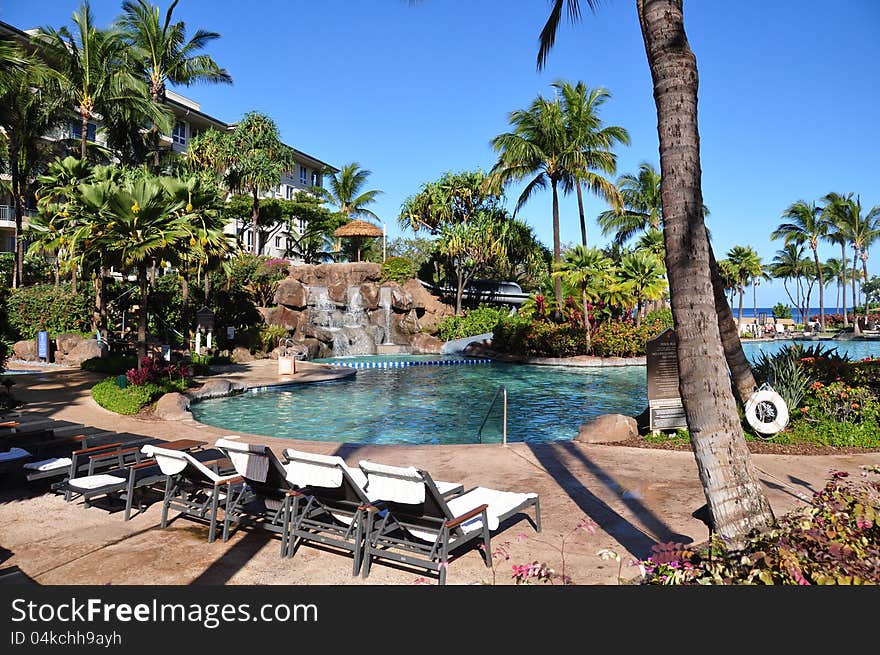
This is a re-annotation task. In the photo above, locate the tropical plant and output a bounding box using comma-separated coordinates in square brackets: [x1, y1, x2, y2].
[726, 245, 764, 327]
[537, 0, 774, 545]
[618, 250, 667, 326]
[771, 302, 792, 320]
[772, 200, 828, 330]
[117, 0, 232, 169]
[319, 162, 382, 222]
[750, 349, 814, 418]
[597, 161, 662, 245]
[551, 245, 613, 336]
[551, 80, 628, 246]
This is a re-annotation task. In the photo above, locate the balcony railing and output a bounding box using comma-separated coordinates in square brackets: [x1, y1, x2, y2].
[0, 205, 38, 223]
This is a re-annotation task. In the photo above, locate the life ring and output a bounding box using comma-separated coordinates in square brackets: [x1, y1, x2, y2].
[745, 388, 789, 435]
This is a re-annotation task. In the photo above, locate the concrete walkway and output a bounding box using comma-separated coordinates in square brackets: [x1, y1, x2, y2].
[2, 359, 879, 586]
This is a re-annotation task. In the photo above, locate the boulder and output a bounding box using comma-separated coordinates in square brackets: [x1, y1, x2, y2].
[231, 346, 254, 363]
[390, 286, 413, 312]
[55, 332, 85, 355]
[187, 378, 245, 401]
[154, 392, 190, 420]
[328, 282, 348, 305]
[409, 333, 445, 354]
[259, 306, 301, 330]
[298, 337, 329, 360]
[574, 414, 639, 444]
[65, 339, 105, 367]
[12, 340, 38, 361]
[358, 282, 380, 310]
[273, 278, 308, 308]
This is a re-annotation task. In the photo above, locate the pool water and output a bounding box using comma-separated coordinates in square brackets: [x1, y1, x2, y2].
[191, 339, 880, 446]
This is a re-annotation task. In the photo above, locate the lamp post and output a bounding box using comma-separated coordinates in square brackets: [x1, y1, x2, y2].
[383, 222, 387, 263]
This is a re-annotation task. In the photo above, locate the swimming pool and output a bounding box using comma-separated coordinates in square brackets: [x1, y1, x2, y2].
[190, 339, 880, 445]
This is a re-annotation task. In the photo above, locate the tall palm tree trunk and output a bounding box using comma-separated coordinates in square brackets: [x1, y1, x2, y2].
[637, 0, 773, 547]
[181, 271, 189, 351]
[862, 253, 870, 318]
[551, 177, 562, 320]
[852, 246, 859, 331]
[752, 282, 758, 332]
[709, 250, 757, 406]
[252, 188, 260, 256]
[812, 246, 825, 331]
[737, 287, 744, 328]
[11, 157, 23, 289]
[455, 265, 464, 316]
[840, 242, 848, 327]
[576, 182, 587, 246]
[80, 110, 89, 160]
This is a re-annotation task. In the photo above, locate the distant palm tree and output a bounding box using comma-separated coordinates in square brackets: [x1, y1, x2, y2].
[552, 80, 628, 246]
[726, 245, 763, 328]
[118, 0, 232, 169]
[552, 245, 613, 338]
[823, 257, 846, 318]
[489, 94, 577, 314]
[320, 162, 382, 222]
[36, 1, 165, 160]
[618, 250, 666, 326]
[597, 162, 662, 244]
[822, 192, 853, 327]
[772, 200, 828, 330]
[769, 242, 808, 323]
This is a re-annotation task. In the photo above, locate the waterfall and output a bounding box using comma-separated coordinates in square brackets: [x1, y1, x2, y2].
[307, 286, 341, 329]
[379, 286, 394, 345]
[343, 286, 367, 328]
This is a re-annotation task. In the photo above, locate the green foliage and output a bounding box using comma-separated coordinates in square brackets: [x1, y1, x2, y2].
[642, 307, 673, 330]
[591, 318, 670, 357]
[641, 429, 690, 446]
[80, 354, 138, 374]
[492, 315, 588, 357]
[188, 352, 233, 376]
[437, 305, 510, 341]
[380, 256, 416, 283]
[750, 348, 814, 413]
[637, 468, 880, 585]
[772, 302, 792, 320]
[387, 237, 437, 270]
[6, 284, 94, 340]
[90, 376, 186, 415]
[259, 324, 291, 353]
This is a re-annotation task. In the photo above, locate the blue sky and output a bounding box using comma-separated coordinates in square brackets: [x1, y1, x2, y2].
[4, 0, 879, 306]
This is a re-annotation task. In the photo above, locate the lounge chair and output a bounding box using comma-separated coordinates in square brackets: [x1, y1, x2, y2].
[143, 444, 241, 542]
[281, 448, 375, 575]
[62, 447, 228, 521]
[358, 461, 541, 585]
[214, 438, 302, 556]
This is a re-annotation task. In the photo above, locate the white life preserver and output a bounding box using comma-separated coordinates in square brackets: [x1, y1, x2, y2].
[745, 387, 789, 435]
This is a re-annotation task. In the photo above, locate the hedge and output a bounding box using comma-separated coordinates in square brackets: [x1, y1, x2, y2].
[91, 376, 186, 415]
[6, 284, 94, 340]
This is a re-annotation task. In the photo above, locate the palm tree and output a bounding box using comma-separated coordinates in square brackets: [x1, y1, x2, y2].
[846, 197, 880, 321]
[117, 0, 232, 170]
[552, 81, 628, 246]
[538, 0, 774, 545]
[618, 250, 666, 326]
[772, 200, 828, 331]
[227, 112, 294, 255]
[726, 245, 763, 329]
[488, 94, 576, 315]
[0, 44, 68, 288]
[320, 162, 382, 222]
[822, 192, 852, 327]
[36, 1, 166, 161]
[769, 243, 808, 323]
[823, 257, 846, 319]
[597, 162, 662, 244]
[552, 245, 613, 339]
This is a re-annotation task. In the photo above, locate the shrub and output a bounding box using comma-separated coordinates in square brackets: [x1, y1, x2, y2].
[591, 319, 668, 357]
[80, 355, 138, 374]
[91, 376, 184, 415]
[6, 284, 93, 340]
[772, 302, 792, 320]
[188, 352, 233, 376]
[750, 350, 814, 413]
[380, 256, 415, 283]
[259, 324, 291, 353]
[636, 468, 880, 585]
[125, 357, 188, 387]
[642, 308, 673, 331]
[437, 305, 510, 341]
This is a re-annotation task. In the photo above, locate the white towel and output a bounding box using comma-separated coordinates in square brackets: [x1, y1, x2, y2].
[141, 444, 237, 483]
[22, 457, 72, 471]
[0, 447, 31, 462]
[359, 460, 425, 504]
[68, 473, 126, 490]
[283, 449, 343, 488]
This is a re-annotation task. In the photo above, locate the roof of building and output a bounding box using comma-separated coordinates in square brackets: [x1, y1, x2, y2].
[333, 219, 383, 238]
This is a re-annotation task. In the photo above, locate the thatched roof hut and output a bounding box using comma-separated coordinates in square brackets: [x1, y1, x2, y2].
[333, 219, 383, 262]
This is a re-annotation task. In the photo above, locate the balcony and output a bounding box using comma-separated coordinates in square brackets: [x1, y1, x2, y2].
[0, 205, 38, 230]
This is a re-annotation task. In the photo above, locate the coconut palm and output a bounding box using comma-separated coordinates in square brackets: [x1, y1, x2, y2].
[618, 250, 666, 326]
[823, 257, 848, 318]
[320, 162, 382, 222]
[552, 245, 614, 338]
[822, 192, 853, 327]
[726, 245, 763, 328]
[772, 200, 828, 331]
[35, 1, 167, 161]
[552, 80, 628, 246]
[117, 0, 232, 169]
[597, 162, 663, 244]
[769, 242, 809, 323]
[846, 197, 880, 319]
[488, 94, 579, 315]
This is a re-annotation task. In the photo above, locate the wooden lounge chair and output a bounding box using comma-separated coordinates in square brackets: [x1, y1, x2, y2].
[214, 438, 302, 556]
[358, 460, 541, 585]
[143, 444, 241, 542]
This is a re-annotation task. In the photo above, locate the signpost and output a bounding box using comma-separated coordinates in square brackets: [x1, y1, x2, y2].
[646, 328, 687, 433]
[37, 331, 49, 362]
[195, 307, 215, 355]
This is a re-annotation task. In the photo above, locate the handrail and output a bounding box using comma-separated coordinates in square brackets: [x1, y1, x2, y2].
[476, 385, 507, 446]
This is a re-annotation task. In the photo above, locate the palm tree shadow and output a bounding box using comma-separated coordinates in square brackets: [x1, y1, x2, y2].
[190, 531, 273, 585]
[528, 442, 693, 559]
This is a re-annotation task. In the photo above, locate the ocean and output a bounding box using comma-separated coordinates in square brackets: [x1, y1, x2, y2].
[733, 307, 852, 321]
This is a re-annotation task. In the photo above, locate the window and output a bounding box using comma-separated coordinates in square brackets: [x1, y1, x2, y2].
[298, 218, 306, 233]
[172, 121, 187, 145]
[275, 236, 282, 248]
[299, 165, 308, 185]
[70, 121, 97, 142]
[312, 171, 322, 188]
[246, 230, 253, 247]
[286, 185, 295, 200]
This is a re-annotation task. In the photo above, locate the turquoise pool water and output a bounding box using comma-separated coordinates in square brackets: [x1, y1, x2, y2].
[191, 339, 880, 445]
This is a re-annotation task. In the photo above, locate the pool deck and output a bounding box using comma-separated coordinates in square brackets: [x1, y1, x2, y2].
[2, 359, 880, 586]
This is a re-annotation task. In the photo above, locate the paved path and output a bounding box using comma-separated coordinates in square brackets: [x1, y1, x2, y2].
[2, 360, 879, 586]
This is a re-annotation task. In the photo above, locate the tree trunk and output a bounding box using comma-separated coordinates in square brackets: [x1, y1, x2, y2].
[71, 263, 77, 294]
[138, 262, 149, 369]
[813, 246, 825, 331]
[852, 246, 859, 332]
[576, 181, 587, 247]
[551, 178, 562, 320]
[252, 188, 260, 256]
[737, 287, 744, 329]
[862, 253, 870, 318]
[204, 274, 212, 305]
[80, 111, 88, 160]
[455, 264, 464, 316]
[11, 156, 23, 289]
[637, 0, 773, 547]
[181, 272, 189, 351]
[92, 270, 105, 336]
[709, 249, 757, 406]
[840, 242, 848, 327]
